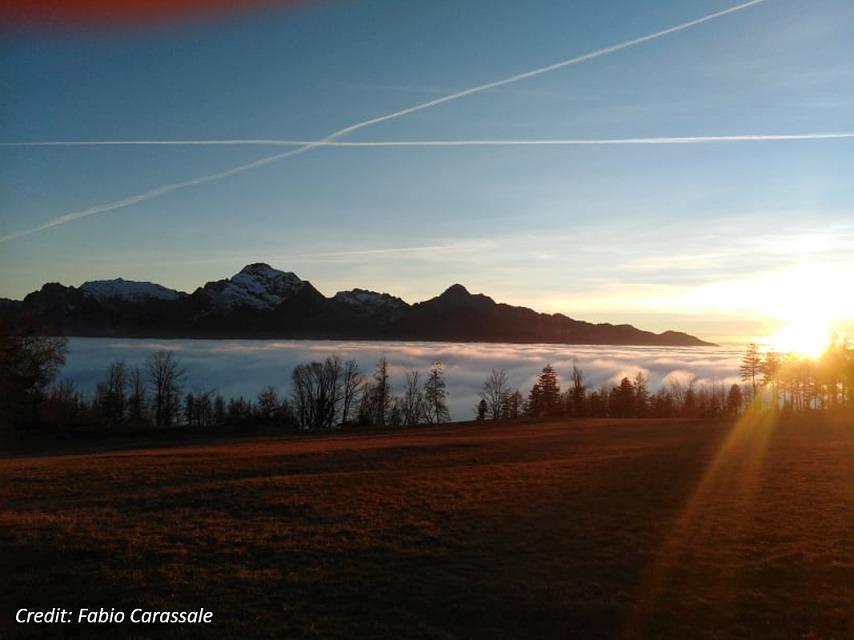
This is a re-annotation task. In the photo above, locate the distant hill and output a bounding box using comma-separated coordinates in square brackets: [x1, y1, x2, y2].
[1, 263, 715, 346]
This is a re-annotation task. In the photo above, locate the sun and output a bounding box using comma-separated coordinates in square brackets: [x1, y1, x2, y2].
[759, 264, 842, 359]
[770, 315, 832, 359]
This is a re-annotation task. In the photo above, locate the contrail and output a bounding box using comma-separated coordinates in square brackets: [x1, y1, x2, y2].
[4, 133, 854, 147]
[0, 0, 771, 244]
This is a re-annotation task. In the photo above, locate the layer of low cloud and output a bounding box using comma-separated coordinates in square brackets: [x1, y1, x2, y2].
[62, 338, 742, 420]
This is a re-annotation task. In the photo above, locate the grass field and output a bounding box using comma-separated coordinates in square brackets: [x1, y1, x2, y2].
[1, 413, 852, 639]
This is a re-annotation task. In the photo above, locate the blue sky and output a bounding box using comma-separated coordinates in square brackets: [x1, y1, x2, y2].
[1, 0, 853, 343]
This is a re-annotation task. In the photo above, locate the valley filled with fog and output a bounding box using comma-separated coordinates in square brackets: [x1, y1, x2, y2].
[63, 339, 742, 421]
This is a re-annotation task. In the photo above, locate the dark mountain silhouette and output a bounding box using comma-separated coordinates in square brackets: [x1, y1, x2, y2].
[1, 263, 714, 346]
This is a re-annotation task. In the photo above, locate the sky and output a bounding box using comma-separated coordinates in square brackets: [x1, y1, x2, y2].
[1, 0, 853, 343]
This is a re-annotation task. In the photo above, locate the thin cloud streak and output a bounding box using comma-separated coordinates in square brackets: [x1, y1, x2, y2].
[0, 0, 771, 244]
[5, 133, 854, 147]
[111, 241, 494, 269]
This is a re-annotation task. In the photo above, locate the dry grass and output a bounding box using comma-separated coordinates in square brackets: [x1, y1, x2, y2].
[1, 413, 852, 639]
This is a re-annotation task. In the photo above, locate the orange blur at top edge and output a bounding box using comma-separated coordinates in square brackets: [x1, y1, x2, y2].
[0, 0, 315, 28]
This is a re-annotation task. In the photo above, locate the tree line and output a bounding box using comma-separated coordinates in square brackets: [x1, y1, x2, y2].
[473, 362, 746, 421]
[738, 341, 854, 410]
[3, 321, 852, 438]
[1, 323, 451, 434]
[473, 340, 854, 421]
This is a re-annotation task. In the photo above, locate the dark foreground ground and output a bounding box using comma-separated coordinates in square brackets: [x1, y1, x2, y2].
[1, 413, 852, 639]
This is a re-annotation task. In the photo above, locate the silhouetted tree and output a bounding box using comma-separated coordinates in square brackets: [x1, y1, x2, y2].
[96, 361, 128, 427]
[400, 370, 428, 425]
[726, 384, 744, 416]
[650, 389, 675, 418]
[0, 322, 68, 430]
[227, 396, 253, 425]
[526, 382, 542, 417]
[740, 343, 761, 401]
[194, 389, 215, 427]
[388, 397, 404, 427]
[568, 359, 586, 417]
[146, 351, 184, 427]
[424, 363, 450, 424]
[213, 395, 226, 426]
[127, 366, 148, 426]
[256, 386, 280, 421]
[184, 392, 196, 426]
[609, 377, 635, 418]
[369, 357, 392, 426]
[761, 351, 782, 408]
[501, 389, 523, 420]
[292, 357, 344, 430]
[480, 369, 509, 421]
[340, 359, 363, 425]
[42, 380, 86, 429]
[683, 385, 698, 418]
[476, 398, 488, 422]
[632, 371, 649, 417]
[587, 388, 607, 417]
[537, 364, 561, 416]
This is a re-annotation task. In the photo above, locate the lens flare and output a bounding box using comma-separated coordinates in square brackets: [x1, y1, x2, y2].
[771, 317, 832, 358]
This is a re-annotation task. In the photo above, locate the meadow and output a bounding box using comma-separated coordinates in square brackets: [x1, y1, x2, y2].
[1, 413, 852, 639]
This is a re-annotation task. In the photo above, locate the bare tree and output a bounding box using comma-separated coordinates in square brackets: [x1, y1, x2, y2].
[369, 357, 392, 426]
[291, 356, 345, 429]
[388, 397, 404, 427]
[291, 363, 316, 429]
[480, 369, 509, 421]
[42, 380, 85, 428]
[127, 366, 148, 426]
[96, 360, 127, 427]
[341, 359, 363, 425]
[401, 370, 427, 426]
[146, 351, 185, 427]
[569, 359, 586, 416]
[424, 363, 450, 424]
[196, 390, 215, 427]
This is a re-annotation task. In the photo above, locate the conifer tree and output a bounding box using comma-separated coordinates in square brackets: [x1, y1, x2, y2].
[739, 343, 761, 401]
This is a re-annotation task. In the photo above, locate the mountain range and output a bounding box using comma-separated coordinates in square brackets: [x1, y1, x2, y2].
[0, 263, 714, 346]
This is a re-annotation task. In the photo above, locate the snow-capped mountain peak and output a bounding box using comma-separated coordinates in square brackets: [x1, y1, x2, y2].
[80, 278, 181, 302]
[332, 288, 408, 315]
[201, 263, 305, 310]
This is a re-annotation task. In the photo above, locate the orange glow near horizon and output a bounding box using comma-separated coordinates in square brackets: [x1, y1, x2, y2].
[768, 317, 833, 359]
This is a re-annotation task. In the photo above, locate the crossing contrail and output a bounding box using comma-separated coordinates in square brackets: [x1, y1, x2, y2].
[0, 0, 771, 244]
[4, 133, 854, 148]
